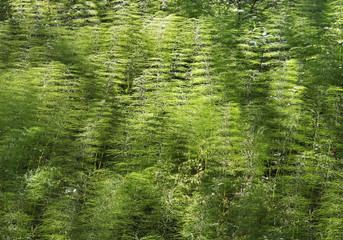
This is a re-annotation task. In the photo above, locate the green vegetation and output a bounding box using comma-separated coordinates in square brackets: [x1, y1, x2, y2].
[1, 0, 343, 239]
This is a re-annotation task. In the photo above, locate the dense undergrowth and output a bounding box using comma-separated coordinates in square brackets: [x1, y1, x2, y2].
[0, 0, 343, 239]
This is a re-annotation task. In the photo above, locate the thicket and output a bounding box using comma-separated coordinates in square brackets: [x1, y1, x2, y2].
[0, 0, 342, 239]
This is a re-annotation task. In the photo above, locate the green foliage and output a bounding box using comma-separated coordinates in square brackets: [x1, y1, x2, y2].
[1, 0, 343, 239]
[79, 170, 172, 239]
